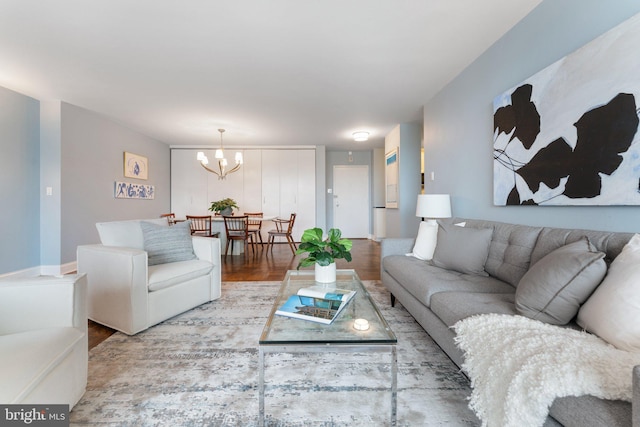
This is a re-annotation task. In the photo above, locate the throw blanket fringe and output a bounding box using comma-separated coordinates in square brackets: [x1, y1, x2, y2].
[453, 313, 640, 427]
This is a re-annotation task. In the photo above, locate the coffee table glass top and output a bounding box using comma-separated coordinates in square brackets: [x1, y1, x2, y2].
[259, 269, 397, 345]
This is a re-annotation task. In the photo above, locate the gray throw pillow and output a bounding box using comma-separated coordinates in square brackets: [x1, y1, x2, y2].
[140, 220, 197, 266]
[431, 221, 493, 276]
[515, 237, 606, 325]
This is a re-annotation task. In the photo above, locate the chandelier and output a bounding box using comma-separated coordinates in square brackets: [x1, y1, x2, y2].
[196, 128, 243, 180]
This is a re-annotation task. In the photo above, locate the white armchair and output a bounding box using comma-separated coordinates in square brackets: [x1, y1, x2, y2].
[0, 274, 88, 408]
[77, 218, 221, 335]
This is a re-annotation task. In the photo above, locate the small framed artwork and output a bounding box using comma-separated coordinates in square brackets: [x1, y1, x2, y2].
[115, 181, 155, 199]
[124, 152, 148, 180]
[385, 148, 399, 208]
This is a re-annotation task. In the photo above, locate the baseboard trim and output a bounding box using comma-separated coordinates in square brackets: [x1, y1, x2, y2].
[41, 261, 77, 276]
[0, 266, 41, 279]
[0, 262, 78, 279]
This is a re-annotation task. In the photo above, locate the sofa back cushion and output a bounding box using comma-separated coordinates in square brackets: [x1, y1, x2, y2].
[461, 218, 542, 287]
[432, 221, 493, 276]
[515, 237, 607, 325]
[531, 227, 634, 267]
[96, 218, 168, 249]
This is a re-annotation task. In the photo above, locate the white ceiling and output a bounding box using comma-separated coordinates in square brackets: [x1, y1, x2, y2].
[0, 0, 541, 150]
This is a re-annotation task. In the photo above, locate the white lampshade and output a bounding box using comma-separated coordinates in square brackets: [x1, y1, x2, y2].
[416, 194, 452, 219]
[235, 152, 243, 164]
[196, 151, 206, 161]
[215, 149, 224, 159]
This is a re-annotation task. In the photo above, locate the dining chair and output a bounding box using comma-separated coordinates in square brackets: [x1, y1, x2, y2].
[223, 215, 255, 258]
[244, 212, 264, 247]
[267, 213, 297, 255]
[186, 215, 220, 237]
[160, 213, 176, 225]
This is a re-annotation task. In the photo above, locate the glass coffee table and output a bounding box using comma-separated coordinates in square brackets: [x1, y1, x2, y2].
[258, 269, 398, 426]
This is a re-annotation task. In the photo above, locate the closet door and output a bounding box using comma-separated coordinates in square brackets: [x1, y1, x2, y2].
[171, 149, 209, 218]
[261, 150, 281, 218]
[241, 150, 262, 213]
[293, 150, 316, 239]
[279, 151, 298, 220]
[172, 148, 316, 236]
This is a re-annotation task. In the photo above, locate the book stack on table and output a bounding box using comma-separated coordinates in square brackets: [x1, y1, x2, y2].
[275, 285, 356, 324]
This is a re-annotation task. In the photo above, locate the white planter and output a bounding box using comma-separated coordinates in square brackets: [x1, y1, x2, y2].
[315, 262, 336, 283]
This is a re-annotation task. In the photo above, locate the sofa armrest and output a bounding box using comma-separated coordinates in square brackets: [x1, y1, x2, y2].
[0, 274, 87, 335]
[634, 365, 640, 426]
[77, 244, 149, 334]
[192, 236, 222, 300]
[381, 238, 415, 259]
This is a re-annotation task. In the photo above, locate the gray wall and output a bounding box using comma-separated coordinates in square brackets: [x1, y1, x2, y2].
[315, 146, 327, 231]
[423, 0, 640, 232]
[0, 92, 171, 275]
[40, 101, 62, 269]
[385, 123, 422, 238]
[0, 86, 40, 274]
[325, 150, 373, 233]
[372, 147, 385, 208]
[60, 103, 170, 264]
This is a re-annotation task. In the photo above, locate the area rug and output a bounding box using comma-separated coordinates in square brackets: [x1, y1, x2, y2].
[70, 280, 478, 426]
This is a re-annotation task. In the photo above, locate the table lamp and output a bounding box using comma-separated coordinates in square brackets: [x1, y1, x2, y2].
[415, 194, 452, 224]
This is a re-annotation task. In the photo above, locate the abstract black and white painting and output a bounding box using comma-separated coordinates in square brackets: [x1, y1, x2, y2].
[493, 13, 640, 206]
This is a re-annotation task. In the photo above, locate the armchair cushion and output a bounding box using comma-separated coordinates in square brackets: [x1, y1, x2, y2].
[0, 327, 84, 404]
[0, 274, 87, 408]
[141, 220, 197, 266]
[96, 217, 168, 249]
[148, 259, 214, 292]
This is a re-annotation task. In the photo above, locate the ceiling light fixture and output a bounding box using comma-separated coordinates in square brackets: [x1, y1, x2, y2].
[196, 128, 243, 180]
[352, 131, 369, 142]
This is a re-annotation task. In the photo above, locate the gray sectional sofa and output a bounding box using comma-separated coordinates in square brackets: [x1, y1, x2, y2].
[381, 218, 639, 427]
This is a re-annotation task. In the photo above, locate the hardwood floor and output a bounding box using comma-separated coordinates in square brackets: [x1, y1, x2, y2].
[88, 239, 381, 349]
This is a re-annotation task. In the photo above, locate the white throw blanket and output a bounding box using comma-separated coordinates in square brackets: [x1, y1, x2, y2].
[453, 313, 640, 427]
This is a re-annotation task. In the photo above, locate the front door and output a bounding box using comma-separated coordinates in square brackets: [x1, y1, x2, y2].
[333, 165, 370, 238]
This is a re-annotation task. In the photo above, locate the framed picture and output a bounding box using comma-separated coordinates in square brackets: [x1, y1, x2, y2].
[115, 181, 155, 199]
[385, 148, 399, 208]
[124, 152, 148, 180]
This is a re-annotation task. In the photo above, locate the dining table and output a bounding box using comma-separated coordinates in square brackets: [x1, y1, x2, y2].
[192, 215, 276, 255]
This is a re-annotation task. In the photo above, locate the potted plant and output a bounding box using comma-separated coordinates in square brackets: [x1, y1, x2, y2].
[296, 227, 353, 283]
[208, 198, 238, 216]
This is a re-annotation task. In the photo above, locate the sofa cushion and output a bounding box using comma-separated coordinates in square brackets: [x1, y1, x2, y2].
[409, 221, 439, 260]
[0, 327, 84, 403]
[430, 292, 516, 327]
[141, 220, 197, 266]
[531, 227, 634, 267]
[382, 255, 514, 307]
[432, 221, 493, 276]
[515, 237, 606, 325]
[96, 218, 168, 249]
[577, 233, 640, 352]
[463, 219, 543, 287]
[550, 395, 632, 427]
[148, 259, 213, 292]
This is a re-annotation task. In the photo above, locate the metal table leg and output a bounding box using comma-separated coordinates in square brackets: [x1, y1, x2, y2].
[391, 345, 397, 426]
[259, 346, 265, 427]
